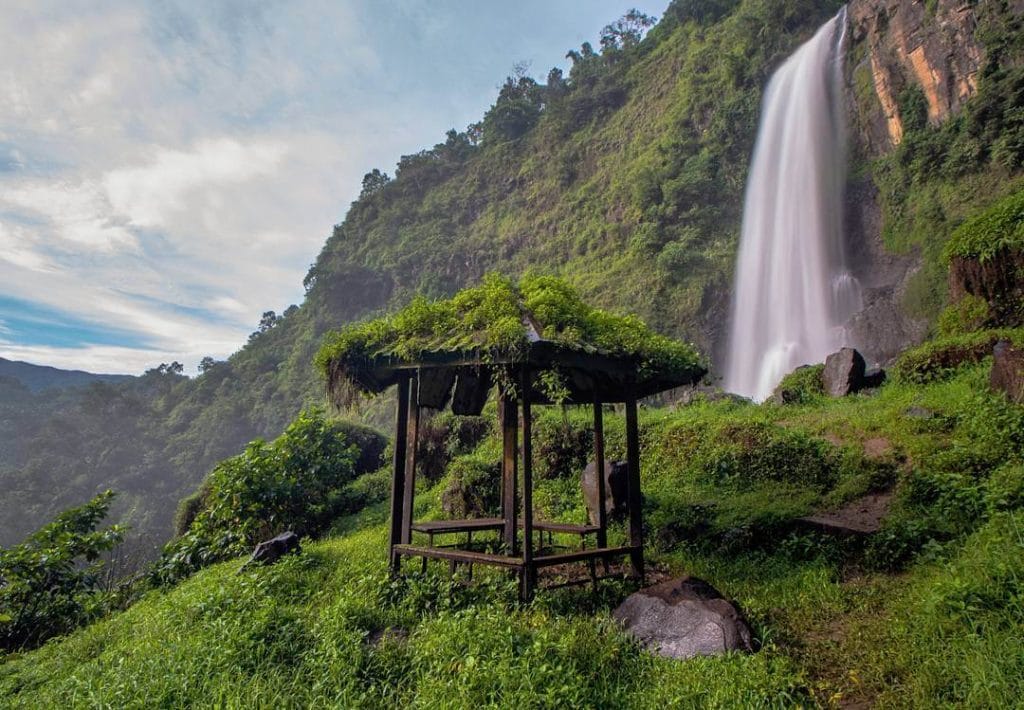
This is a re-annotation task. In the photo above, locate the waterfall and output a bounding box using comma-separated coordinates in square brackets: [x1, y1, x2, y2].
[724, 7, 860, 402]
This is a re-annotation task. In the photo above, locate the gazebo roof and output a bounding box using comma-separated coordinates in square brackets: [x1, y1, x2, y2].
[315, 274, 707, 408]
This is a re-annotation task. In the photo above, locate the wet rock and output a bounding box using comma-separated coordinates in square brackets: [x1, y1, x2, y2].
[613, 576, 754, 660]
[581, 459, 628, 525]
[823, 348, 867, 397]
[991, 340, 1024, 404]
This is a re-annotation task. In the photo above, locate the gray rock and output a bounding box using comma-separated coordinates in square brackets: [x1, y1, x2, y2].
[581, 459, 628, 525]
[613, 576, 754, 660]
[903, 406, 935, 420]
[991, 340, 1024, 404]
[823, 347, 867, 397]
[247, 531, 301, 567]
[862, 367, 887, 389]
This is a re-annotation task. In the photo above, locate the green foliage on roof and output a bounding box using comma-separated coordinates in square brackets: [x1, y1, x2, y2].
[314, 273, 705, 395]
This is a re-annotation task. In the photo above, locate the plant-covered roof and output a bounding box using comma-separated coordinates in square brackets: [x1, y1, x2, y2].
[315, 273, 706, 406]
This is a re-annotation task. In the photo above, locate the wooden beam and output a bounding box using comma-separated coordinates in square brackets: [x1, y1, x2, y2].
[388, 375, 410, 570]
[501, 391, 518, 555]
[625, 397, 644, 582]
[521, 368, 535, 600]
[400, 375, 419, 545]
[593, 397, 608, 551]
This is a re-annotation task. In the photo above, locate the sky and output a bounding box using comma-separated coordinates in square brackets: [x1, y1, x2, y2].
[0, 0, 663, 375]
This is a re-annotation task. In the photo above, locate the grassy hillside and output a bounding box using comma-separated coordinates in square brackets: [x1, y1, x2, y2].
[3, 348, 1022, 707]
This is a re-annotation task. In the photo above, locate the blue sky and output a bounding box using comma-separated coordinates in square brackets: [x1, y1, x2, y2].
[0, 0, 662, 374]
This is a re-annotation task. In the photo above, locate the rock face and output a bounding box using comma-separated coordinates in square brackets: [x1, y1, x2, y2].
[247, 531, 301, 567]
[581, 459, 628, 525]
[823, 348, 867, 397]
[847, 0, 985, 154]
[949, 251, 1024, 328]
[991, 340, 1024, 404]
[613, 577, 754, 660]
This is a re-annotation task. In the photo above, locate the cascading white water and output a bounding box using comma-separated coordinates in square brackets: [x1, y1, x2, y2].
[724, 7, 861, 402]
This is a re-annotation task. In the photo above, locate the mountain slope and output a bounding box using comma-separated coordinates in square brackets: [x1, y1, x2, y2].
[2, 0, 1021, 553]
[0, 358, 132, 393]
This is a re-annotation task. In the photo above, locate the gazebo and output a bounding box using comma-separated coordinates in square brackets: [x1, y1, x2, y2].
[316, 275, 705, 599]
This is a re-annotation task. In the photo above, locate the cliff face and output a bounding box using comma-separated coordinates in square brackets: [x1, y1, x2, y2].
[848, 0, 985, 154]
[840, 0, 999, 365]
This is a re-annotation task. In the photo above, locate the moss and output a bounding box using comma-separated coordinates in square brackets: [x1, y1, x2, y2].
[771, 364, 825, 405]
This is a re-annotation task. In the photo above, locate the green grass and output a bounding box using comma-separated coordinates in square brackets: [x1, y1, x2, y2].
[3, 363, 1023, 707]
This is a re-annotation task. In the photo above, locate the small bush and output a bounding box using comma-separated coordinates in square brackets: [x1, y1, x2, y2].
[416, 412, 491, 482]
[0, 491, 124, 651]
[771, 364, 825, 404]
[892, 329, 1024, 383]
[937, 294, 991, 336]
[944, 186, 1024, 263]
[532, 414, 593, 479]
[153, 409, 374, 584]
[440, 453, 501, 518]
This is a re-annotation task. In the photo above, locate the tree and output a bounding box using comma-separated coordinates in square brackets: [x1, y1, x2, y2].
[258, 311, 280, 333]
[0, 491, 124, 651]
[481, 66, 545, 143]
[359, 168, 391, 198]
[198, 357, 216, 374]
[600, 9, 657, 53]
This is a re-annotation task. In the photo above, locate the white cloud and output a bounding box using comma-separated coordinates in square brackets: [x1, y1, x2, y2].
[0, 0, 661, 374]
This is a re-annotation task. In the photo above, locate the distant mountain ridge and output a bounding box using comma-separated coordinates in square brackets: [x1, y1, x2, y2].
[0, 358, 133, 393]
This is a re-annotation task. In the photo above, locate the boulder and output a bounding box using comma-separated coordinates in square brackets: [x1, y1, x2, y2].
[823, 347, 867, 397]
[991, 340, 1024, 404]
[581, 459, 628, 525]
[613, 576, 754, 660]
[247, 531, 301, 566]
[862, 367, 887, 389]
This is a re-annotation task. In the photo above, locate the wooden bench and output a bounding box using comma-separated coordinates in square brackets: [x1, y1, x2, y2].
[410, 518, 599, 549]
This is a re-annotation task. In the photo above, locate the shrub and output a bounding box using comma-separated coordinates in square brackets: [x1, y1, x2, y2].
[0, 491, 124, 651]
[440, 453, 501, 519]
[943, 186, 1024, 263]
[153, 409, 378, 584]
[532, 414, 593, 479]
[771, 364, 825, 404]
[892, 329, 1024, 383]
[937, 294, 991, 336]
[416, 412, 491, 483]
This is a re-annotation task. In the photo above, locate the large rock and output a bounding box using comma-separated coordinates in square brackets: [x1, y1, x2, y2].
[823, 347, 867, 397]
[991, 340, 1024, 404]
[613, 577, 754, 660]
[581, 459, 628, 525]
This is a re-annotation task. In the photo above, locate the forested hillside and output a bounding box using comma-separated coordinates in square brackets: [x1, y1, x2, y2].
[2, 0, 1022, 554]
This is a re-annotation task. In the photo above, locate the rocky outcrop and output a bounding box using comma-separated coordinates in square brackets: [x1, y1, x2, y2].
[949, 250, 1024, 327]
[991, 340, 1024, 404]
[848, 0, 984, 153]
[613, 577, 754, 660]
[824, 348, 867, 396]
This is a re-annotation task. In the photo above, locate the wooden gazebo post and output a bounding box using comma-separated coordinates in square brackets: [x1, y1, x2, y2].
[500, 389, 518, 555]
[520, 367, 536, 599]
[624, 396, 644, 582]
[388, 374, 411, 570]
[400, 373, 420, 545]
[592, 395, 608, 570]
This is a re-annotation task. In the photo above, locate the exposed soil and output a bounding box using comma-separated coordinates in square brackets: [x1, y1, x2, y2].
[800, 491, 894, 535]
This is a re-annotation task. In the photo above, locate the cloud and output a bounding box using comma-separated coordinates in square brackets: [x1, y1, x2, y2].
[0, 0, 662, 374]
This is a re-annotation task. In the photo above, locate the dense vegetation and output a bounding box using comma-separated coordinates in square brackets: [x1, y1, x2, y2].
[3, 353, 1023, 706]
[1, 0, 858, 553]
[0, 492, 123, 652]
